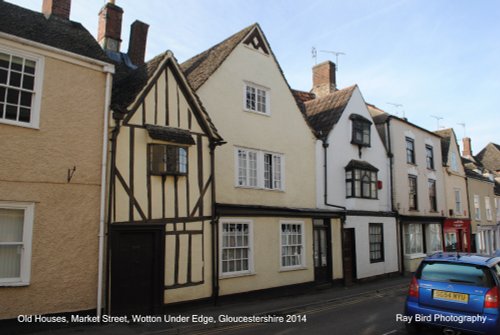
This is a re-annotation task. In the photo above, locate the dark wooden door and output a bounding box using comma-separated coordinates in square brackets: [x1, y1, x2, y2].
[110, 225, 164, 316]
[342, 228, 356, 286]
[313, 220, 331, 283]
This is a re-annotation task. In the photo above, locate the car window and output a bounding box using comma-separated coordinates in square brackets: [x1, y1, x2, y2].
[494, 263, 500, 280]
[419, 262, 494, 288]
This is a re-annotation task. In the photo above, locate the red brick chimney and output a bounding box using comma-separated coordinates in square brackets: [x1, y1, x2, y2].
[42, 0, 71, 20]
[128, 20, 149, 66]
[462, 137, 473, 158]
[312, 61, 336, 98]
[97, 0, 123, 52]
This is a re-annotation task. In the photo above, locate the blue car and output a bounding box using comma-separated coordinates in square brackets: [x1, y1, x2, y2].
[405, 253, 500, 335]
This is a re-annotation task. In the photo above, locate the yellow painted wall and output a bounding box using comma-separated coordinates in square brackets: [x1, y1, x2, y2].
[331, 218, 343, 280]
[0, 41, 107, 319]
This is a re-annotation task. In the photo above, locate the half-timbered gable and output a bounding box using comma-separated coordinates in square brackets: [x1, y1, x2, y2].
[108, 51, 223, 314]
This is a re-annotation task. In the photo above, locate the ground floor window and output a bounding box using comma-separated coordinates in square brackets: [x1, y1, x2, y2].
[220, 221, 252, 276]
[0, 202, 34, 285]
[426, 223, 443, 253]
[280, 222, 305, 269]
[369, 223, 384, 263]
[404, 222, 443, 256]
[404, 223, 423, 255]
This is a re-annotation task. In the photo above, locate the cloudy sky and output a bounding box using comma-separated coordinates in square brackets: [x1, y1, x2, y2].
[9, 0, 500, 153]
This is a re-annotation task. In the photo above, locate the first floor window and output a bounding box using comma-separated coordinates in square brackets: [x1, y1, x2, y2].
[281, 222, 304, 268]
[221, 222, 251, 275]
[485, 197, 492, 221]
[408, 175, 418, 210]
[345, 165, 378, 199]
[369, 223, 384, 263]
[235, 147, 284, 190]
[426, 224, 443, 253]
[0, 202, 34, 285]
[0, 48, 42, 128]
[406, 137, 415, 164]
[474, 195, 481, 220]
[426, 145, 434, 169]
[428, 179, 437, 212]
[454, 189, 462, 215]
[404, 223, 423, 255]
[149, 144, 188, 176]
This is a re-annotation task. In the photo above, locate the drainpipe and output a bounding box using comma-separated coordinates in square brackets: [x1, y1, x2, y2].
[385, 118, 403, 275]
[97, 65, 114, 318]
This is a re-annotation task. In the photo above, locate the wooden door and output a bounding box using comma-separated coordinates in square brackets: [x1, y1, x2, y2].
[342, 228, 356, 286]
[313, 219, 331, 283]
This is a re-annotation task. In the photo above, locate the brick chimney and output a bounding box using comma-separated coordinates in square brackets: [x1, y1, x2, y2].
[462, 137, 473, 158]
[42, 0, 71, 20]
[97, 0, 123, 52]
[127, 20, 149, 66]
[312, 61, 336, 98]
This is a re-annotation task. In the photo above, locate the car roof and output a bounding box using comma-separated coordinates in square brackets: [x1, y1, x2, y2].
[424, 252, 500, 267]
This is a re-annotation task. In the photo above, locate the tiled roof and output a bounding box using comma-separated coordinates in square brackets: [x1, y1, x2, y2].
[476, 143, 500, 172]
[181, 24, 257, 91]
[0, 1, 109, 62]
[434, 128, 454, 165]
[345, 159, 379, 172]
[301, 85, 357, 138]
[112, 51, 222, 141]
[292, 89, 316, 105]
[145, 124, 195, 145]
[464, 168, 493, 183]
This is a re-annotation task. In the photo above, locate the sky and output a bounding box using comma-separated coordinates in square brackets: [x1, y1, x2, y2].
[8, 0, 500, 153]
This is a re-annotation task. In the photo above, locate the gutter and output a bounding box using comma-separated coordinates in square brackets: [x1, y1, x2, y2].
[97, 66, 114, 318]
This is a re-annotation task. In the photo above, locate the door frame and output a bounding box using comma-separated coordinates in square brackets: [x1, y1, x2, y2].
[313, 219, 333, 283]
[109, 224, 165, 315]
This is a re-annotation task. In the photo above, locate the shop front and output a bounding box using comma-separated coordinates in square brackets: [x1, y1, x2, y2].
[443, 219, 471, 252]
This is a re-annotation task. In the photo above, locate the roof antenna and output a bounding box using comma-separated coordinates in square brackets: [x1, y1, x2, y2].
[430, 115, 443, 130]
[312, 47, 317, 65]
[320, 50, 346, 72]
[457, 122, 466, 138]
[386, 102, 405, 118]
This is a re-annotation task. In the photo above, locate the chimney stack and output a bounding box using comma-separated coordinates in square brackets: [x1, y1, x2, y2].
[462, 137, 473, 158]
[312, 61, 336, 98]
[97, 1, 123, 52]
[128, 20, 149, 66]
[42, 0, 71, 20]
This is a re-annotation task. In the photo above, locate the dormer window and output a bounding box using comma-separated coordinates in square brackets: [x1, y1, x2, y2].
[244, 83, 269, 115]
[350, 114, 371, 147]
[345, 160, 378, 199]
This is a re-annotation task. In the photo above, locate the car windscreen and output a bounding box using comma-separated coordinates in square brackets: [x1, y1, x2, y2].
[418, 262, 494, 288]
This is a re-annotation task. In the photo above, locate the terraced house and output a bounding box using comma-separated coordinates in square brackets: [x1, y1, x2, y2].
[0, 0, 113, 319]
[294, 62, 398, 282]
[181, 24, 344, 296]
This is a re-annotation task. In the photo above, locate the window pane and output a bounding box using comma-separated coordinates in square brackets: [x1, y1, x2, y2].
[0, 53, 9, 69]
[0, 68, 7, 84]
[24, 60, 36, 75]
[0, 245, 21, 278]
[248, 151, 257, 187]
[22, 75, 34, 91]
[7, 89, 19, 104]
[20, 91, 32, 107]
[11, 56, 23, 71]
[5, 104, 17, 120]
[18, 108, 31, 123]
[0, 208, 24, 242]
[9, 71, 21, 87]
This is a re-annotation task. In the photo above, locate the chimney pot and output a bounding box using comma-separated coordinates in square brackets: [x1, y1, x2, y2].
[97, 2, 124, 52]
[42, 0, 71, 20]
[312, 61, 336, 98]
[128, 20, 149, 66]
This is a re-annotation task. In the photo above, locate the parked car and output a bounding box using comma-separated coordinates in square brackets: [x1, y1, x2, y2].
[405, 252, 500, 335]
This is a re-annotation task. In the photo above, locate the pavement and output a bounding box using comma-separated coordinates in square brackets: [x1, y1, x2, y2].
[3, 274, 411, 335]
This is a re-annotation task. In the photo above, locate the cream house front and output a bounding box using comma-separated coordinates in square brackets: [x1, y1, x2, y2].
[181, 24, 343, 296]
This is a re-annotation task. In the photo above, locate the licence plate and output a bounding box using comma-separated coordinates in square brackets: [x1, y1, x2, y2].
[433, 290, 469, 303]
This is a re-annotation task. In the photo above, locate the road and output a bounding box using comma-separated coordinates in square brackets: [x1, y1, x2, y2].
[180, 286, 441, 335]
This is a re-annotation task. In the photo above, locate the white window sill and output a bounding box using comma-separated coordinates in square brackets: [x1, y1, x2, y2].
[0, 119, 39, 130]
[404, 253, 427, 260]
[235, 185, 284, 192]
[0, 281, 30, 287]
[279, 266, 307, 273]
[243, 109, 271, 117]
[219, 271, 255, 280]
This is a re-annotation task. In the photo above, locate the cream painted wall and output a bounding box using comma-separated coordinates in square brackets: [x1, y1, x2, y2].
[467, 177, 497, 230]
[0, 41, 107, 319]
[389, 119, 446, 216]
[331, 218, 343, 280]
[218, 217, 314, 296]
[442, 135, 469, 219]
[196, 43, 317, 208]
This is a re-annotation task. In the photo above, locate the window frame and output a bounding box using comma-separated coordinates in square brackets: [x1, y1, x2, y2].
[369, 223, 384, 263]
[0, 201, 34, 286]
[485, 196, 492, 221]
[351, 119, 371, 147]
[0, 46, 44, 129]
[454, 188, 462, 215]
[235, 147, 284, 191]
[243, 82, 270, 116]
[406, 137, 415, 164]
[219, 219, 254, 278]
[474, 194, 481, 220]
[345, 168, 378, 199]
[148, 144, 188, 176]
[428, 179, 437, 212]
[408, 175, 418, 210]
[280, 221, 306, 270]
[425, 145, 435, 170]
